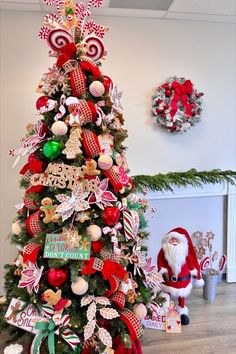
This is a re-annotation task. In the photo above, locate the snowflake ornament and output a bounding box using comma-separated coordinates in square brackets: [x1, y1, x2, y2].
[38, 65, 70, 96]
[55, 184, 90, 221]
[62, 227, 82, 248]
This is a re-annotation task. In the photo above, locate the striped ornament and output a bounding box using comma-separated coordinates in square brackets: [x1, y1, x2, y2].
[123, 210, 134, 240]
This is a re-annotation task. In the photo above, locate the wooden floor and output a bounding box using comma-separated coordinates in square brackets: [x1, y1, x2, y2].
[141, 282, 236, 354]
[0, 282, 235, 354]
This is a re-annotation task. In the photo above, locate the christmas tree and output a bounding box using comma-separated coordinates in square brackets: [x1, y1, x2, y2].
[1, 1, 163, 353]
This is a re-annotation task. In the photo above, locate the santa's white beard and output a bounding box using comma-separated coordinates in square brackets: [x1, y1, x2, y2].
[163, 241, 188, 276]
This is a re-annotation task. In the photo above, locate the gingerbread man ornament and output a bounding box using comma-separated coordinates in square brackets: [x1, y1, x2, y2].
[40, 197, 60, 224]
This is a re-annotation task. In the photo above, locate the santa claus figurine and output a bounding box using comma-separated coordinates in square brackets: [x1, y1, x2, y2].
[157, 227, 204, 325]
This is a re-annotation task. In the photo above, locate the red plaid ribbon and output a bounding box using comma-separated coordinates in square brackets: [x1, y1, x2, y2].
[82, 129, 101, 158]
[24, 196, 38, 211]
[26, 210, 43, 237]
[110, 291, 125, 310]
[23, 242, 41, 264]
[120, 308, 144, 340]
[70, 65, 86, 97]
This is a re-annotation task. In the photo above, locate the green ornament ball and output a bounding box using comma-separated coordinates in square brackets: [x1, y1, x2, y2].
[43, 140, 61, 160]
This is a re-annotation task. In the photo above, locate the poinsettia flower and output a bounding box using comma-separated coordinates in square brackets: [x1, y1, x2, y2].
[143, 257, 156, 273]
[88, 178, 117, 210]
[55, 183, 90, 221]
[18, 262, 44, 294]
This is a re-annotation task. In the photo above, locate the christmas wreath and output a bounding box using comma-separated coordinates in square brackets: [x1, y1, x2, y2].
[152, 77, 204, 133]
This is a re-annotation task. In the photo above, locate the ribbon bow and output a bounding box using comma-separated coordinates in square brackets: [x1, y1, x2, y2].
[102, 222, 122, 255]
[20, 159, 44, 176]
[54, 94, 67, 121]
[81, 258, 128, 296]
[33, 320, 56, 354]
[31, 309, 80, 354]
[170, 80, 194, 119]
[56, 43, 77, 68]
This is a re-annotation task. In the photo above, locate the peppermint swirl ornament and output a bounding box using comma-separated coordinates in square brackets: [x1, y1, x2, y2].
[82, 35, 105, 61]
[152, 76, 204, 133]
[47, 29, 73, 51]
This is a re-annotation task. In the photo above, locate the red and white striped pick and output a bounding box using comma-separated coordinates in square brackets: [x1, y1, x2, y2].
[219, 255, 227, 272]
[200, 256, 210, 271]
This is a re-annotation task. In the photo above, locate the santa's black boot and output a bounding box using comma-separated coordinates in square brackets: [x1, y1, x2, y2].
[176, 297, 190, 325]
[180, 314, 190, 325]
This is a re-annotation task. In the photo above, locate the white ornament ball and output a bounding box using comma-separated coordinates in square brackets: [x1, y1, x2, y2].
[71, 276, 89, 295]
[133, 303, 147, 320]
[4, 344, 23, 354]
[87, 224, 102, 241]
[51, 121, 68, 136]
[11, 220, 22, 235]
[98, 154, 113, 171]
[89, 81, 105, 97]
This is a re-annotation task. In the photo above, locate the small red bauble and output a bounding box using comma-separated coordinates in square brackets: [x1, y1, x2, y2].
[36, 96, 49, 110]
[103, 75, 113, 92]
[102, 206, 120, 226]
[46, 267, 69, 287]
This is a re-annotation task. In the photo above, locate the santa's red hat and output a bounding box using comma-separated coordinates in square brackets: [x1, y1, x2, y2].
[164, 227, 204, 287]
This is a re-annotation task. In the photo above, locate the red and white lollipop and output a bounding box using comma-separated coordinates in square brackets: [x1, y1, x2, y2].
[82, 35, 105, 61]
[47, 29, 73, 51]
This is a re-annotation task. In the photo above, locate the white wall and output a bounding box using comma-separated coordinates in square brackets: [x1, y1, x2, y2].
[0, 11, 235, 292]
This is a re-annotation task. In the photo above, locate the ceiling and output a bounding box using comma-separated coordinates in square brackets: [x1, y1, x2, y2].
[0, 0, 235, 23]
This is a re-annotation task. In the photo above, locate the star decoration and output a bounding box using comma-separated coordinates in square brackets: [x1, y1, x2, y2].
[55, 184, 90, 221]
[18, 262, 44, 294]
[88, 178, 117, 210]
[75, 211, 91, 223]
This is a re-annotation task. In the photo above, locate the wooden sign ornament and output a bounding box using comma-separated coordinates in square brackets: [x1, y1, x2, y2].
[30, 162, 98, 192]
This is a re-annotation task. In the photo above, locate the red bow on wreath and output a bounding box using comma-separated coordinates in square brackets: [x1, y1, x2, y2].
[170, 80, 194, 118]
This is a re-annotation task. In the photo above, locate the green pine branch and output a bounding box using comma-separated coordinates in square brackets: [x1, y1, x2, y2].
[132, 169, 236, 193]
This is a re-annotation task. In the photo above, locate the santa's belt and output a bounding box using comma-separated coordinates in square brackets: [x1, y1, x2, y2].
[165, 274, 191, 282]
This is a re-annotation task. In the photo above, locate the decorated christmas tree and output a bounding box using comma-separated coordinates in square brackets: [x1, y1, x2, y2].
[1, 1, 163, 353]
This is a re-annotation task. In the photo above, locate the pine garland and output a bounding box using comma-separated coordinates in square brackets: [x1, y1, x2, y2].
[132, 169, 236, 193]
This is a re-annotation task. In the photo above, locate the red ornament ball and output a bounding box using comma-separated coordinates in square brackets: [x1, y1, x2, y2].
[36, 96, 49, 110]
[102, 206, 120, 226]
[103, 76, 113, 92]
[46, 267, 69, 287]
